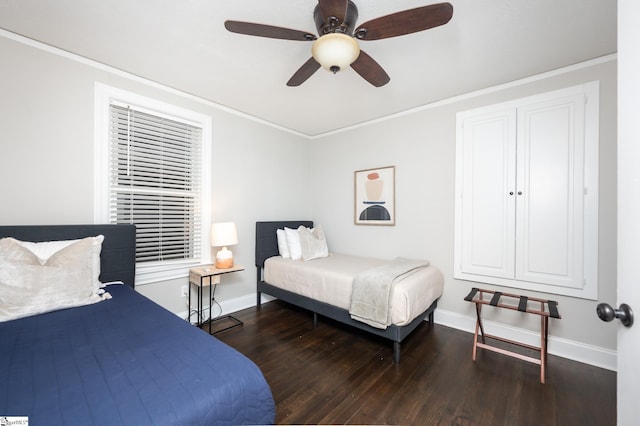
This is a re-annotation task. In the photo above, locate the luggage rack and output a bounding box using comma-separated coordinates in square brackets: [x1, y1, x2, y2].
[464, 287, 561, 383]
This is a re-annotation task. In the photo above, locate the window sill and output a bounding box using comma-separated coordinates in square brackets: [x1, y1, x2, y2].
[135, 259, 208, 285]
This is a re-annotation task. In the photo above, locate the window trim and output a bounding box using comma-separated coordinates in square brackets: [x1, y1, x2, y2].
[94, 83, 212, 285]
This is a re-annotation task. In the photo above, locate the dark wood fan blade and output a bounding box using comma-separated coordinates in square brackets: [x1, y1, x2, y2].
[287, 58, 321, 86]
[225, 21, 316, 41]
[317, 0, 348, 23]
[350, 50, 390, 87]
[354, 2, 453, 41]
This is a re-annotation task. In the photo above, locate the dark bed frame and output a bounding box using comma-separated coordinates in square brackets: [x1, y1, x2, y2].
[255, 220, 438, 363]
[0, 224, 136, 288]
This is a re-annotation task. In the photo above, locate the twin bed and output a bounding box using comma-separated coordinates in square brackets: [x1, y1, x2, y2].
[0, 224, 275, 425]
[255, 221, 444, 363]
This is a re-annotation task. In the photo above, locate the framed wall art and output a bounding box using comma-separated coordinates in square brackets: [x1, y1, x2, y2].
[354, 166, 395, 226]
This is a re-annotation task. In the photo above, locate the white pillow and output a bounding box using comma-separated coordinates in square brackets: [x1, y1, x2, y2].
[17, 235, 104, 291]
[284, 227, 302, 260]
[0, 237, 108, 322]
[298, 225, 329, 261]
[276, 229, 290, 258]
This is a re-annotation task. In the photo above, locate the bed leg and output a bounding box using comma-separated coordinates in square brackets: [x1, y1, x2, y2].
[256, 267, 263, 308]
[429, 311, 434, 325]
[393, 342, 401, 364]
[313, 312, 318, 327]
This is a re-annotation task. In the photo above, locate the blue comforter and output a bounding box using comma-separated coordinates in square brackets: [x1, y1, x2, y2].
[0, 284, 275, 425]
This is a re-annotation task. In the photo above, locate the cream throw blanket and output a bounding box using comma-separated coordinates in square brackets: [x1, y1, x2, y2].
[349, 258, 429, 329]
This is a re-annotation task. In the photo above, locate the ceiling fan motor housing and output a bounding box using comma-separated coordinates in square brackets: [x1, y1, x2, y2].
[314, 0, 358, 35]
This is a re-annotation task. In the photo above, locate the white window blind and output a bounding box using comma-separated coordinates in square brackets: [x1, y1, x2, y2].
[108, 104, 203, 263]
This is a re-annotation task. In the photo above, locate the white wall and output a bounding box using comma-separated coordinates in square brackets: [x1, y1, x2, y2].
[0, 34, 312, 314]
[309, 59, 617, 368]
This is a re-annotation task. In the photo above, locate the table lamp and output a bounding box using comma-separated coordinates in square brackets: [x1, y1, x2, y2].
[211, 222, 238, 269]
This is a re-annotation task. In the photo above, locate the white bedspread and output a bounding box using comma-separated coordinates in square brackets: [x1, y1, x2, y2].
[264, 253, 444, 326]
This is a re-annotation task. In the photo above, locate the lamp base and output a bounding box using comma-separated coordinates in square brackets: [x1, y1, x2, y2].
[215, 257, 234, 269]
[215, 246, 234, 269]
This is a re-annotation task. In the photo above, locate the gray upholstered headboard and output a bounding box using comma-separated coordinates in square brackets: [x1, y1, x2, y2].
[0, 224, 137, 288]
[255, 221, 313, 267]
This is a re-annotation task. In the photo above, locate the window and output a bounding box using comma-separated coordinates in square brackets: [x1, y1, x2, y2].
[95, 84, 211, 284]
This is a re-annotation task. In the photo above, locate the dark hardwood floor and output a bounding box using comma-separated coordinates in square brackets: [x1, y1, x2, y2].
[214, 300, 616, 425]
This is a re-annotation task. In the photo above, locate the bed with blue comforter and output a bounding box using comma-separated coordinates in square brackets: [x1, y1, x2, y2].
[0, 224, 275, 425]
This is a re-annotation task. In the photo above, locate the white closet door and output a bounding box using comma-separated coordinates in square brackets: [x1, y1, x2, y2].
[458, 108, 517, 279]
[515, 93, 585, 288]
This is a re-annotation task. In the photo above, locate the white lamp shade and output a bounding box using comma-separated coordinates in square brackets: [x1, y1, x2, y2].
[312, 33, 360, 72]
[211, 222, 238, 247]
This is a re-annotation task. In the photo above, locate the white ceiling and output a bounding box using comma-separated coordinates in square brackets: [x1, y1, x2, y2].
[0, 0, 616, 137]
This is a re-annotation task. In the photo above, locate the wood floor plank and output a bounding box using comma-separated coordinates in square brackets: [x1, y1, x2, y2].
[215, 300, 616, 425]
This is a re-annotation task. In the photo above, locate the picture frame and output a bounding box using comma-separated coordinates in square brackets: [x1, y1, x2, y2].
[354, 166, 395, 226]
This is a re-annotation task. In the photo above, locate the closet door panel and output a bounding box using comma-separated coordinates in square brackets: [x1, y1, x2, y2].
[515, 94, 585, 288]
[459, 109, 516, 278]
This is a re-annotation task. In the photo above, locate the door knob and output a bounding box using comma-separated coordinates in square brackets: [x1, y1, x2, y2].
[596, 303, 634, 327]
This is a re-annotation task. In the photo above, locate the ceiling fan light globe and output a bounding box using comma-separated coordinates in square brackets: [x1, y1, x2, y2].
[311, 33, 360, 73]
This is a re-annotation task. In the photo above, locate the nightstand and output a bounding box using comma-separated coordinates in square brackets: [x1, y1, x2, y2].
[188, 264, 244, 334]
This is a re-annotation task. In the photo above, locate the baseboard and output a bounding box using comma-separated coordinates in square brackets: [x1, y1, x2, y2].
[176, 296, 616, 372]
[176, 293, 260, 325]
[434, 308, 617, 372]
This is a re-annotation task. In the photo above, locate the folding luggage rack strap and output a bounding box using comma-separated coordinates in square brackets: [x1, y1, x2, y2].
[464, 287, 561, 384]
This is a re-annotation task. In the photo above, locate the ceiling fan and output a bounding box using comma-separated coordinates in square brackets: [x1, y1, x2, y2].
[224, 0, 453, 87]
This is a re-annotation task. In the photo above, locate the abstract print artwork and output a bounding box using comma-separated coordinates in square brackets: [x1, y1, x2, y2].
[354, 166, 395, 225]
